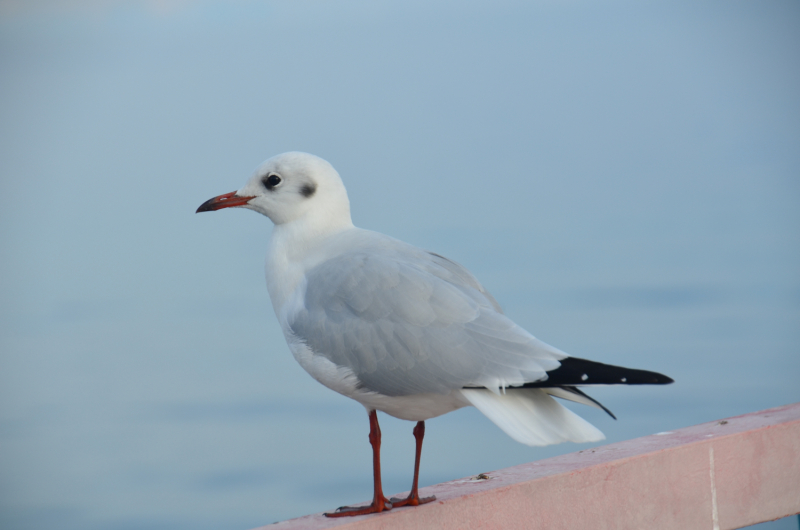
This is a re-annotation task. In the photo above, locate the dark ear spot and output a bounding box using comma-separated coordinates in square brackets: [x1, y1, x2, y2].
[300, 182, 317, 198]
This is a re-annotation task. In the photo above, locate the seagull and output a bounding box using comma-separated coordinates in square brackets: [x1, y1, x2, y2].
[196, 152, 673, 517]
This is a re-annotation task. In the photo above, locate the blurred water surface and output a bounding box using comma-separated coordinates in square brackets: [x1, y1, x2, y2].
[1, 1, 798, 529]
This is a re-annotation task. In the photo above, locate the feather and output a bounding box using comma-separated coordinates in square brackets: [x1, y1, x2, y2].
[523, 357, 674, 387]
[460, 388, 606, 446]
[544, 387, 616, 420]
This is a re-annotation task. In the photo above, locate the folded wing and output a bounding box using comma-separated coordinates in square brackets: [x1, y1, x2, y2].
[287, 233, 567, 396]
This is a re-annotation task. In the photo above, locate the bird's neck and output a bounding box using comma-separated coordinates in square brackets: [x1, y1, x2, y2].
[265, 214, 355, 314]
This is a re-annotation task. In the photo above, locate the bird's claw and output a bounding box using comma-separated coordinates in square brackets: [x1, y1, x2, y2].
[389, 493, 436, 507]
[324, 499, 393, 517]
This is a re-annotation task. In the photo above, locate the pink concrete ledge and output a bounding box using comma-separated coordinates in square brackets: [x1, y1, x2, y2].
[257, 403, 800, 530]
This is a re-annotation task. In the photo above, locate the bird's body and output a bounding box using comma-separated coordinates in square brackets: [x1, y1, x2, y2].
[270, 225, 541, 423]
[197, 151, 673, 516]
[268, 225, 474, 422]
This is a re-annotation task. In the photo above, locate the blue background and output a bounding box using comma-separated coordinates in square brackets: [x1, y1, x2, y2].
[1, 1, 798, 528]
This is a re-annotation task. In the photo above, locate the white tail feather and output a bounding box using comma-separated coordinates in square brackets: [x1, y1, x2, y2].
[461, 388, 605, 446]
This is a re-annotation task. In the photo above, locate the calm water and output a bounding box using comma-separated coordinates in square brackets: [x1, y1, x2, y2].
[1, 2, 798, 529]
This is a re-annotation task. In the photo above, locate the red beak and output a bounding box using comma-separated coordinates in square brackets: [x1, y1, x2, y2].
[196, 191, 256, 213]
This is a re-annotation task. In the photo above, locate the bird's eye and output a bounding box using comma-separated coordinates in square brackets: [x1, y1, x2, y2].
[263, 174, 282, 190]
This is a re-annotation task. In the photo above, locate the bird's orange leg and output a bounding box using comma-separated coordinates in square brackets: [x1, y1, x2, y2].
[325, 410, 393, 517]
[390, 421, 436, 507]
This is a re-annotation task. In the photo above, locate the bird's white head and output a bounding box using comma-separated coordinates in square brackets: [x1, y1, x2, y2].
[197, 152, 352, 229]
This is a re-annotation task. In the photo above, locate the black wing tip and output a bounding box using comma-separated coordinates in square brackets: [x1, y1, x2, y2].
[637, 371, 674, 385]
[563, 386, 618, 420]
[521, 357, 675, 387]
[653, 373, 675, 385]
[605, 370, 674, 386]
[622, 372, 674, 386]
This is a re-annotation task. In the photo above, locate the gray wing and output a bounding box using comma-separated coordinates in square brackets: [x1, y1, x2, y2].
[289, 238, 566, 396]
